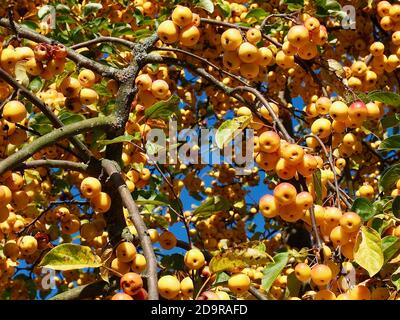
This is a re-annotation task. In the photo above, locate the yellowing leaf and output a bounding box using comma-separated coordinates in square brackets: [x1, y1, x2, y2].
[15, 61, 30, 87]
[354, 226, 384, 277]
[38, 244, 102, 270]
[215, 115, 251, 149]
[209, 241, 273, 273]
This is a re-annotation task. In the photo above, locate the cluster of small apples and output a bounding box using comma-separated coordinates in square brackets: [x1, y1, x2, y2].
[0, 100, 29, 151]
[293, 259, 395, 300]
[259, 183, 313, 223]
[135, 72, 171, 108]
[111, 272, 148, 300]
[108, 241, 147, 279]
[57, 70, 99, 110]
[279, 17, 327, 65]
[220, 26, 274, 79]
[80, 177, 111, 213]
[378, 1, 400, 32]
[190, 211, 247, 251]
[254, 129, 321, 181]
[157, 6, 201, 47]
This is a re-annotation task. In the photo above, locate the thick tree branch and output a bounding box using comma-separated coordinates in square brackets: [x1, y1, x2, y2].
[101, 159, 159, 300]
[0, 116, 114, 176]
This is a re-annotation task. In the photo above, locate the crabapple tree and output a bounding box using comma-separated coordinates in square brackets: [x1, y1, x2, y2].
[0, 0, 400, 301]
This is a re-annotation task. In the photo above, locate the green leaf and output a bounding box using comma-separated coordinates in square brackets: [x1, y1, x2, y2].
[28, 77, 44, 93]
[245, 8, 269, 21]
[393, 196, 400, 218]
[216, 0, 231, 18]
[145, 95, 180, 120]
[351, 198, 375, 221]
[38, 244, 102, 270]
[97, 134, 138, 146]
[29, 113, 52, 135]
[196, 0, 214, 13]
[367, 91, 400, 107]
[193, 196, 231, 219]
[371, 217, 393, 235]
[215, 115, 251, 149]
[83, 3, 103, 16]
[312, 169, 322, 205]
[285, 272, 302, 298]
[379, 135, 400, 151]
[209, 241, 274, 273]
[382, 236, 400, 263]
[261, 252, 289, 292]
[353, 226, 384, 277]
[315, 0, 342, 17]
[391, 266, 400, 291]
[381, 113, 400, 129]
[213, 272, 230, 285]
[283, 0, 304, 11]
[24, 169, 42, 185]
[379, 164, 400, 192]
[58, 109, 85, 125]
[20, 21, 38, 31]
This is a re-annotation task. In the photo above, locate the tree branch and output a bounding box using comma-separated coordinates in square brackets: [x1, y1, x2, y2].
[0, 116, 114, 176]
[71, 36, 136, 50]
[15, 159, 88, 172]
[101, 159, 159, 300]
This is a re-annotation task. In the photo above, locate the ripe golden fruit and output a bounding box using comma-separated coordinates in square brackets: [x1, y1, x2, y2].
[279, 143, 304, 165]
[159, 231, 177, 250]
[111, 292, 133, 300]
[179, 25, 200, 47]
[259, 194, 278, 218]
[59, 77, 81, 98]
[311, 118, 331, 139]
[79, 88, 98, 105]
[90, 192, 112, 213]
[228, 273, 250, 294]
[80, 177, 102, 199]
[349, 285, 371, 300]
[295, 263, 311, 282]
[238, 42, 259, 63]
[116, 242, 137, 263]
[2, 101, 27, 123]
[171, 5, 193, 27]
[0, 185, 12, 206]
[157, 20, 179, 44]
[78, 69, 96, 88]
[246, 28, 261, 44]
[329, 101, 349, 122]
[180, 277, 194, 297]
[111, 258, 131, 275]
[221, 28, 243, 51]
[287, 25, 310, 47]
[330, 226, 350, 247]
[120, 272, 143, 295]
[314, 289, 336, 300]
[131, 254, 147, 273]
[135, 74, 153, 91]
[158, 275, 181, 299]
[240, 63, 259, 79]
[184, 249, 205, 270]
[259, 131, 281, 153]
[18, 235, 38, 255]
[257, 47, 273, 66]
[310, 264, 332, 286]
[304, 17, 320, 31]
[339, 212, 361, 233]
[151, 79, 169, 99]
[273, 182, 297, 205]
